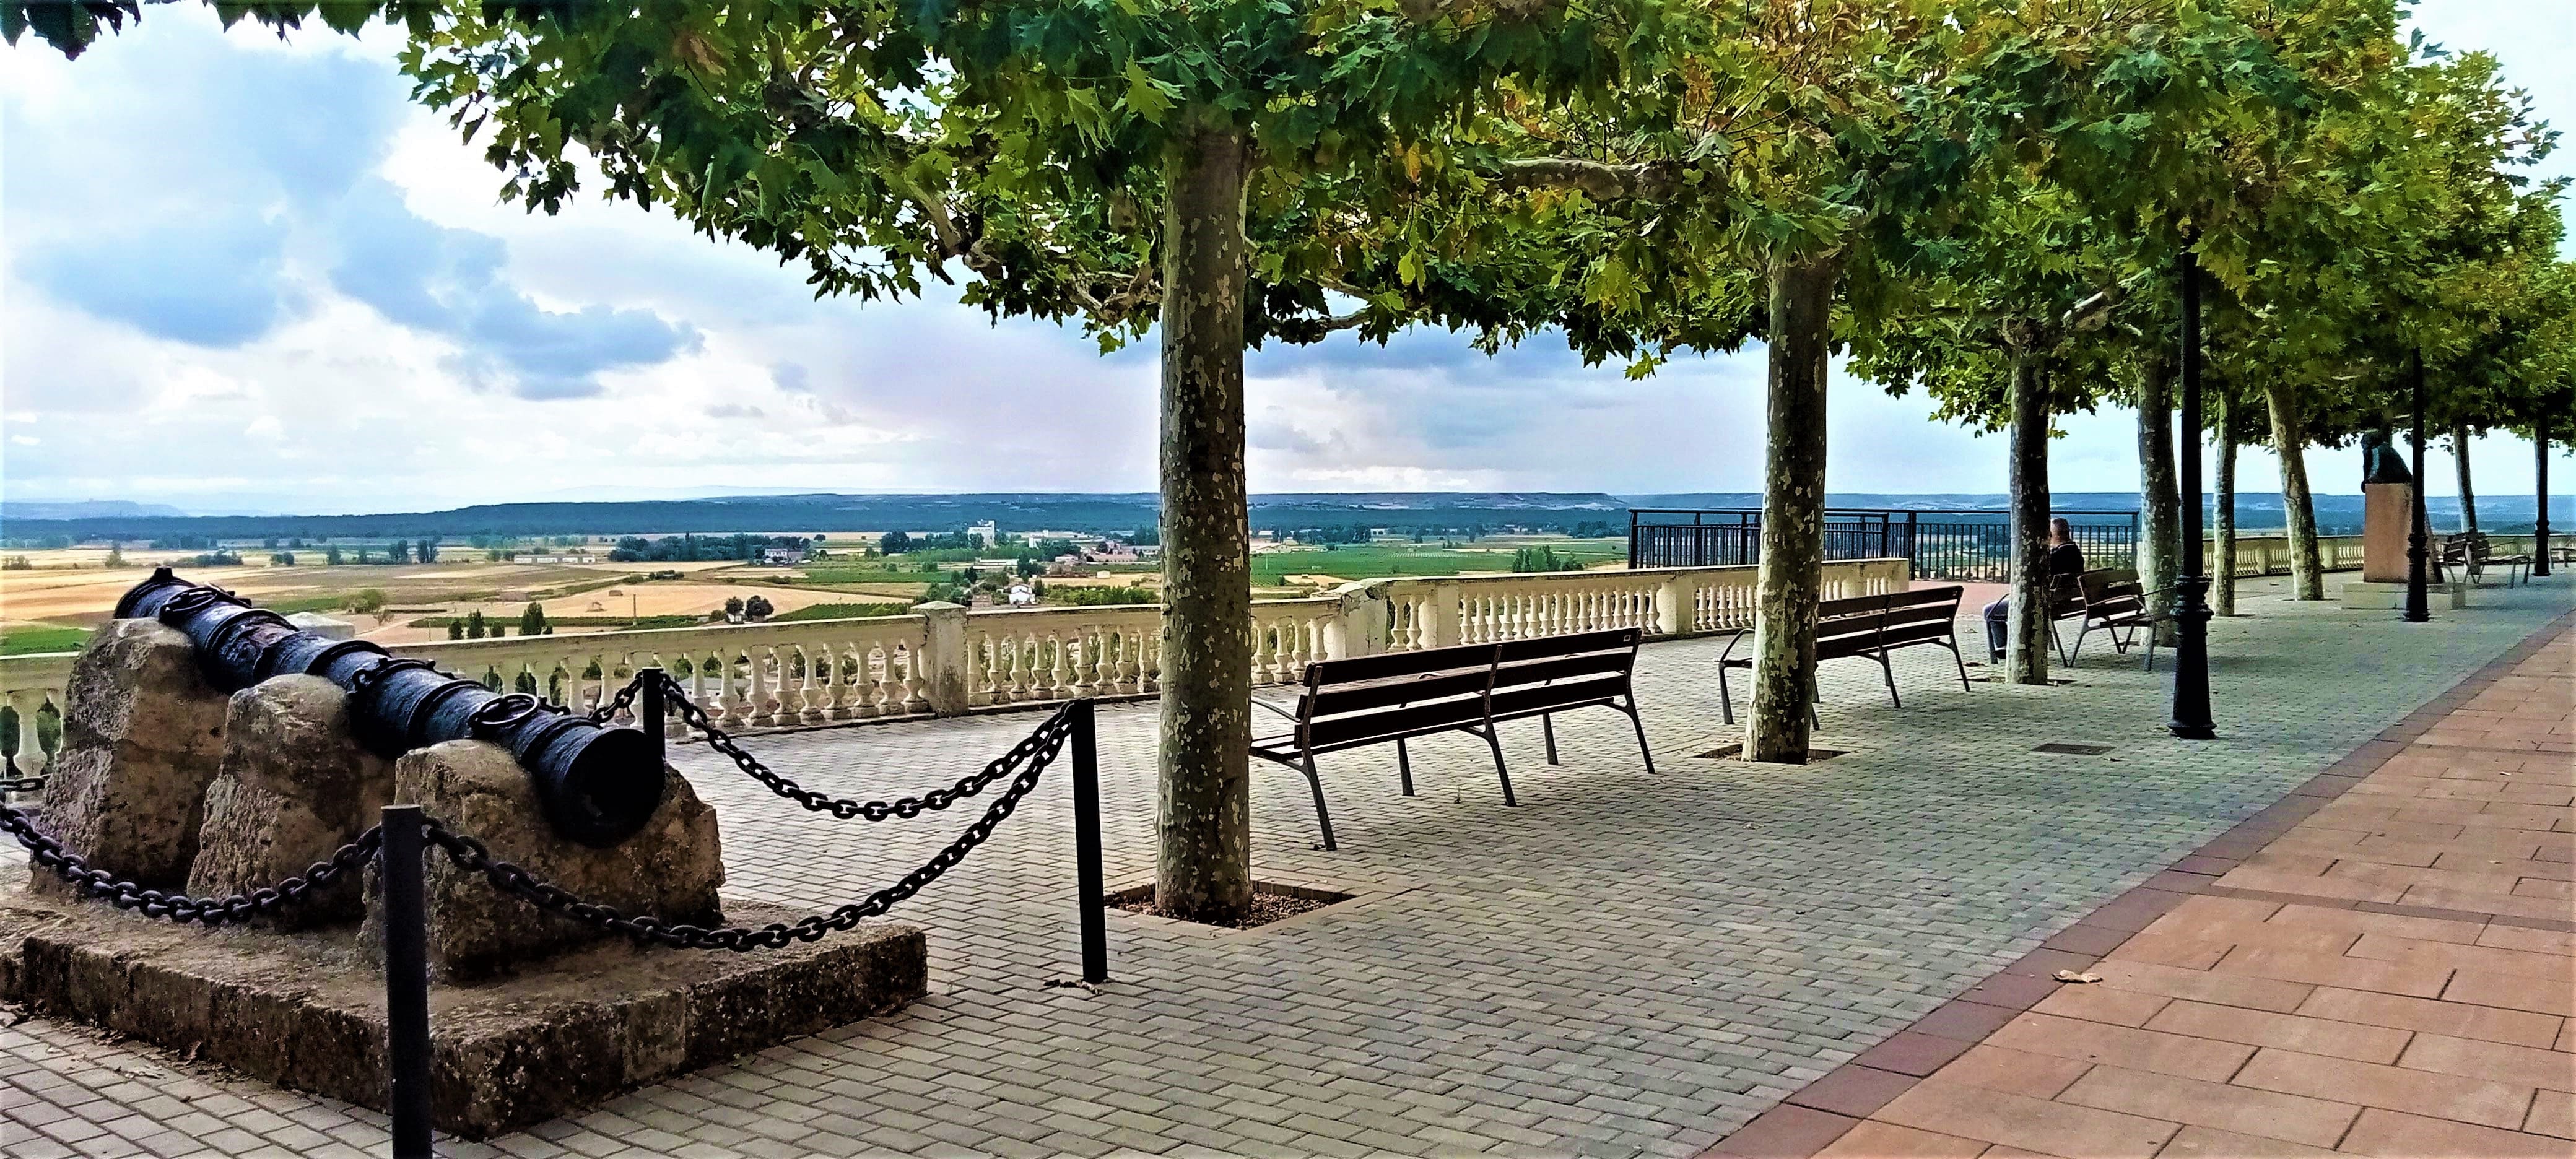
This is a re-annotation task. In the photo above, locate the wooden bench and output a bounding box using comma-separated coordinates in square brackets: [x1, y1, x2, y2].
[1717, 586, 1970, 724]
[2445, 532, 2529, 587]
[2071, 568, 2170, 671]
[1250, 628, 1650, 850]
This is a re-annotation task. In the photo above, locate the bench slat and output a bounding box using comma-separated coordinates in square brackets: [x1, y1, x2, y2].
[1306, 669, 1495, 718]
[1307, 644, 1499, 685]
[1302, 695, 1493, 750]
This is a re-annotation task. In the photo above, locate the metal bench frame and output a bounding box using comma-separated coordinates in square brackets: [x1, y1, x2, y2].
[1250, 629, 1651, 851]
[2071, 568, 2174, 671]
[1716, 586, 1972, 724]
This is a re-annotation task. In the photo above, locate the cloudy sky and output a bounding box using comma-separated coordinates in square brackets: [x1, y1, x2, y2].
[2, 4, 2568, 516]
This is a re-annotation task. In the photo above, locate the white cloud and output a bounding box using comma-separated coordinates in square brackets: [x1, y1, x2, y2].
[1, 4, 2568, 514]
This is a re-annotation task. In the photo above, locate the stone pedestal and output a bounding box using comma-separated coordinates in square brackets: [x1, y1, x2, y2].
[2339, 578, 2468, 610]
[2361, 483, 2415, 583]
[187, 677, 393, 928]
[0, 877, 926, 1139]
[32, 620, 230, 895]
[362, 740, 724, 981]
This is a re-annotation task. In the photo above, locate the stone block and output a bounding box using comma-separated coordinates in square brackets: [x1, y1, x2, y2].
[363, 740, 723, 980]
[187, 676, 393, 927]
[2362, 483, 2413, 583]
[0, 875, 926, 1138]
[31, 619, 228, 895]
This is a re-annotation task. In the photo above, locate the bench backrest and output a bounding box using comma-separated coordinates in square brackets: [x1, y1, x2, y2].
[2079, 568, 2147, 622]
[1878, 586, 1963, 650]
[1815, 594, 1891, 661]
[1490, 628, 1641, 717]
[1294, 643, 1499, 750]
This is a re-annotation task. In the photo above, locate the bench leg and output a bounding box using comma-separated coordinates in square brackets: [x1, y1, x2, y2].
[1299, 753, 1338, 851]
[1625, 702, 1655, 775]
[2143, 633, 2159, 674]
[1542, 714, 1560, 765]
[1482, 727, 1516, 807]
[1878, 653, 1902, 709]
[2052, 623, 2072, 667]
[1396, 737, 1414, 797]
[1718, 667, 1736, 726]
[1944, 640, 1972, 693]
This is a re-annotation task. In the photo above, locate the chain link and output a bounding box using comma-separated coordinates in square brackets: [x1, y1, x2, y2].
[424, 701, 1076, 950]
[0, 776, 46, 796]
[659, 673, 1063, 822]
[0, 801, 381, 924]
[587, 674, 646, 726]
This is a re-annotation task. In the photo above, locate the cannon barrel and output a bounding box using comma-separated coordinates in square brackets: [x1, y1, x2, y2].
[116, 568, 663, 848]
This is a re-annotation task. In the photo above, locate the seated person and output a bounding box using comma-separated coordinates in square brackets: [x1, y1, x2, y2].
[1984, 518, 2084, 662]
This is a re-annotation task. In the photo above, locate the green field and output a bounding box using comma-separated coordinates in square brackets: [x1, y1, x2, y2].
[1, 624, 90, 656]
[1248, 538, 1625, 584]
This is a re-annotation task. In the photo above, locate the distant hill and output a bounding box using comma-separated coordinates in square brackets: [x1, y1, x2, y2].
[1, 500, 188, 521]
[2, 490, 2557, 544]
[0, 492, 1635, 544]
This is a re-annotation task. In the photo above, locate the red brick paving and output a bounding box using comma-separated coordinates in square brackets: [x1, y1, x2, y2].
[1704, 619, 2575, 1158]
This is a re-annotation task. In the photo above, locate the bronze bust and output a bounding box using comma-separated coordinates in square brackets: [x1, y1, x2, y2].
[2361, 428, 2413, 487]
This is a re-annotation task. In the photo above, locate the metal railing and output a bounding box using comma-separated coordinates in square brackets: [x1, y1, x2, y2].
[1630, 508, 2141, 583]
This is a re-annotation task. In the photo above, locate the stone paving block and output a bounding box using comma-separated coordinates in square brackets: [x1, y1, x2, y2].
[6, 578, 2572, 1157]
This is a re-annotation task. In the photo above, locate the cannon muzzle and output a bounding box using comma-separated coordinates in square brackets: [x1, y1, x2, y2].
[119, 567, 664, 848]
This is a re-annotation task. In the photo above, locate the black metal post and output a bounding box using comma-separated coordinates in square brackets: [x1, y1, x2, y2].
[2404, 351, 2432, 623]
[381, 804, 435, 1158]
[2535, 411, 2552, 578]
[639, 666, 666, 763]
[1070, 700, 1108, 984]
[2168, 242, 2217, 740]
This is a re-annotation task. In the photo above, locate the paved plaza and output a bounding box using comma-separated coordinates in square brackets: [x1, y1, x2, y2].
[4, 574, 2570, 1158]
[1726, 620, 2574, 1158]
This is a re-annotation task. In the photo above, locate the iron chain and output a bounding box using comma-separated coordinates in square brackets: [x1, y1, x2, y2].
[424, 701, 1075, 950]
[0, 776, 46, 796]
[659, 673, 1062, 822]
[0, 801, 381, 925]
[587, 674, 646, 726]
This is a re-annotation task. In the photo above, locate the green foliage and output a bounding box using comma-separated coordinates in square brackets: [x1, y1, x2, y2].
[766, 602, 913, 622]
[742, 594, 775, 621]
[1048, 585, 1155, 607]
[343, 588, 388, 617]
[518, 602, 547, 635]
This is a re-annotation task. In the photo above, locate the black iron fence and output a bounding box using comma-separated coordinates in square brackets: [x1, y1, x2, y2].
[1629, 508, 2141, 583]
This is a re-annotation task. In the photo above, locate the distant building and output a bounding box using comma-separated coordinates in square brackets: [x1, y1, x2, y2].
[511, 552, 599, 565]
[760, 546, 809, 565]
[968, 520, 999, 546]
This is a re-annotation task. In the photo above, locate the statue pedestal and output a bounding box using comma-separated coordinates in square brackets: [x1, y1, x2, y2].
[2361, 483, 2414, 583]
[2340, 578, 2467, 610]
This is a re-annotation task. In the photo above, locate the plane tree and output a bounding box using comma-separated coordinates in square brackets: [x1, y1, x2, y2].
[14, 0, 1723, 923]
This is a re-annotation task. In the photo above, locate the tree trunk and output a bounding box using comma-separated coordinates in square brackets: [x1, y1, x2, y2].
[2263, 379, 2323, 599]
[2213, 393, 2239, 617]
[1153, 123, 1253, 923]
[2134, 351, 2182, 644]
[2006, 345, 2053, 686]
[1745, 251, 1840, 763]
[2452, 423, 2478, 534]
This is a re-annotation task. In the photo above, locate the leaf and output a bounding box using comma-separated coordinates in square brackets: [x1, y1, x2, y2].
[1123, 61, 1174, 125]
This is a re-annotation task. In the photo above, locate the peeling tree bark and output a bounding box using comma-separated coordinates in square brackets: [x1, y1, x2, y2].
[2263, 379, 2323, 600]
[2005, 345, 2053, 686]
[2213, 393, 2239, 617]
[2134, 352, 2182, 645]
[1153, 122, 1253, 924]
[1746, 251, 1840, 764]
[2452, 424, 2478, 534]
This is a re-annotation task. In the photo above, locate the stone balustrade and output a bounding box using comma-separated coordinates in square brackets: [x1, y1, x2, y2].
[85, 541, 2569, 779]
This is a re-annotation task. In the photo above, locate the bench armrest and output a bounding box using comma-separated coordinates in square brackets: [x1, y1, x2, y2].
[1251, 696, 1303, 724]
[1716, 626, 1752, 665]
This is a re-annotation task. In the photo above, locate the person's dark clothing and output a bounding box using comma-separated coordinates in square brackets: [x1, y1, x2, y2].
[1985, 540, 2087, 660]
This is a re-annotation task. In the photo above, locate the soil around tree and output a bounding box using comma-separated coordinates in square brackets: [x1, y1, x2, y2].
[1111, 882, 1341, 929]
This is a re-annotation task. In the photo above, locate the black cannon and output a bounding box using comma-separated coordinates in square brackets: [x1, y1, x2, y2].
[116, 568, 664, 847]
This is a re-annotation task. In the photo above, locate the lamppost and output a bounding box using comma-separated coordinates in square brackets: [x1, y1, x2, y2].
[2403, 351, 2431, 623]
[2169, 241, 2216, 740]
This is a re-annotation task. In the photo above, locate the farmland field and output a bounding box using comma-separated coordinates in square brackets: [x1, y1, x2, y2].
[1249, 537, 1625, 584]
